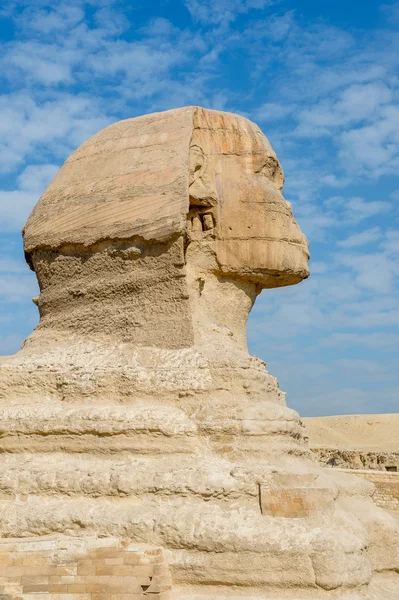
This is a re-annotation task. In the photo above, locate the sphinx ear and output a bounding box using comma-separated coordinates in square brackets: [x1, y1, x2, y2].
[189, 144, 218, 207]
[190, 144, 205, 185]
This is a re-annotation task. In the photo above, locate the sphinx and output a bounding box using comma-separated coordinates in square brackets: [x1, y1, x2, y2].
[0, 107, 397, 599]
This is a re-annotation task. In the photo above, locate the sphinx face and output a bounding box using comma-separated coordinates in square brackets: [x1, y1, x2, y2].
[189, 108, 310, 288]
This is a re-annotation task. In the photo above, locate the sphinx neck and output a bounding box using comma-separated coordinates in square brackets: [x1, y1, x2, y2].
[28, 236, 257, 357]
[30, 237, 193, 349]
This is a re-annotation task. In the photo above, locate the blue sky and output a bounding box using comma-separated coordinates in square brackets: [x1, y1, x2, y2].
[0, 0, 398, 416]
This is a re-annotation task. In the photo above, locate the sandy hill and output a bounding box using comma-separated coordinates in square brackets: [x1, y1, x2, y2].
[303, 414, 399, 452]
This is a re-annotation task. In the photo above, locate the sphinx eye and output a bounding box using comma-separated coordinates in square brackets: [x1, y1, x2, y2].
[257, 156, 284, 190]
[258, 157, 279, 179]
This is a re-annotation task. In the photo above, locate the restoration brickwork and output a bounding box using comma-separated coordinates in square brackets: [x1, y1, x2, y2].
[340, 470, 399, 512]
[0, 537, 171, 600]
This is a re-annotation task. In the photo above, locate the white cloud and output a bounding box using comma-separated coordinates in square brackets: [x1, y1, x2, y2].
[4, 41, 74, 85]
[84, 41, 186, 98]
[0, 190, 39, 230]
[253, 102, 293, 123]
[1, 4, 201, 102]
[249, 12, 399, 180]
[244, 12, 294, 43]
[337, 227, 382, 248]
[296, 211, 337, 241]
[322, 332, 399, 351]
[17, 5, 85, 34]
[288, 192, 391, 242]
[383, 230, 399, 254]
[17, 164, 59, 192]
[344, 197, 392, 221]
[339, 105, 399, 176]
[0, 91, 113, 226]
[320, 174, 352, 188]
[0, 164, 60, 231]
[324, 196, 391, 225]
[291, 80, 399, 177]
[295, 82, 393, 137]
[0, 93, 111, 172]
[184, 0, 274, 25]
[337, 252, 398, 294]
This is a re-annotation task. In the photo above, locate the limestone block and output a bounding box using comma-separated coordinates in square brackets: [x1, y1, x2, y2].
[260, 487, 335, 518]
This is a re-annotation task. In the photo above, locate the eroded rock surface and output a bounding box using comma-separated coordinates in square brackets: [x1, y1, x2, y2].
[0, 107, 398, 599]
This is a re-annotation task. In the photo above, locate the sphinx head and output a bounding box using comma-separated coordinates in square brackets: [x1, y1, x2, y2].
[23, 107, 309, 351]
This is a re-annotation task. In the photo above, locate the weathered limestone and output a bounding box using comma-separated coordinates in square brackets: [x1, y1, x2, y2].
[0, 107, 398, 599]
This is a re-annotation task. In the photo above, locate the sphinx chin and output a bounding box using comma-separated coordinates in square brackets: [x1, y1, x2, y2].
[0, 107, 397, 600]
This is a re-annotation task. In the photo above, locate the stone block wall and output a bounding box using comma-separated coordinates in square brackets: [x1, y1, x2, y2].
[0, 537, 172, 600]
[341, 469, 399, 511]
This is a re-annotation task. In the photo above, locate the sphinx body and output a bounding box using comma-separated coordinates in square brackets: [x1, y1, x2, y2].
[0, 107, 397, 599]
